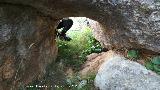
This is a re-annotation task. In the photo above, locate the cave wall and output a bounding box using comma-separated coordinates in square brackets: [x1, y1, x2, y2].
[0, 5, 57, 89]
[0, 0, 159, 89]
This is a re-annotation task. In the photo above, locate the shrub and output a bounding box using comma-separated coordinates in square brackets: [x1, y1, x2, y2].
[151, 56, 160, 65]
[145, 56, 160, 74]
[127, 50, 139, 59]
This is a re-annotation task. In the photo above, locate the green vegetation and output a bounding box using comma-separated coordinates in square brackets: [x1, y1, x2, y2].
[126, 50, 160, 75]
[65, 74, 96, 90]
[126, 49, 160, 75]
[127, 50, 139, 59]
[55, 27, 100, 89]
[145, 56, 160, 74]
[151, 56, 160, 65]
[56, 27, 102, 71]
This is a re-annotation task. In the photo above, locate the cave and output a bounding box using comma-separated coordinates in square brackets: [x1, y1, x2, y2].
[0, 0, 160, 89]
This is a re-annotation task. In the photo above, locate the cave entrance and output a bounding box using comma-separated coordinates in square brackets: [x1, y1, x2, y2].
[25, 17, 105, 90]
[56, 17, 104, 70]
[54, 17, 104, 89]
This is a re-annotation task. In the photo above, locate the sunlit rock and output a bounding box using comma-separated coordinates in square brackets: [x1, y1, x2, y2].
[95, 54, 160, 90]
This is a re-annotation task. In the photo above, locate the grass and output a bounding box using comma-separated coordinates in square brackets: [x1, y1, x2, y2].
[56, 27, 102, 71]
[65, 74, 96, 90]
[54, 26, 101, 90]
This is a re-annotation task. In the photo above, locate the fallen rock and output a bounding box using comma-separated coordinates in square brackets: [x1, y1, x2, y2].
[95, 54, 160, 90]
[79, 50, 115, 77]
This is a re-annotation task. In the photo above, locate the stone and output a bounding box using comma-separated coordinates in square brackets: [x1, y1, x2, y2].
[89, 20, 110, 48]
[95, 54, 160, 90]
[79, 50, 115, 77]
[0, 0, 159, 52]
[0, 5, 57, 89]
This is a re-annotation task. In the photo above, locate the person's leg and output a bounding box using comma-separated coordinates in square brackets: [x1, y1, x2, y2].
[61, 26, 72, 41]
[57, 21, 63, 29]
[64, 35, 72, 41]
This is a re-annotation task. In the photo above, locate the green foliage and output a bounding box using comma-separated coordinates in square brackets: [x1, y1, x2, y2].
[145, 56, 160, 75]
[151, 56, 160, 65]
[153, 65, 160, 72]
[79, 74, 96, 90]
[127, 50, 139, 59]
[56, 27, 102, 70]
[65, 74, 96, 90]
[145, 62, 154, 70]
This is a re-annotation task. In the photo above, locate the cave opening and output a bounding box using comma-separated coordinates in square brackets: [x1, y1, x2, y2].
[55, 17, 104, 70]
[25, 17, 106, 90]
[51, 17, 105, 89]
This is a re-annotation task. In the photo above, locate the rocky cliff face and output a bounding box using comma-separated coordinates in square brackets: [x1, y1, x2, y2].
[0, 0, 159, 89]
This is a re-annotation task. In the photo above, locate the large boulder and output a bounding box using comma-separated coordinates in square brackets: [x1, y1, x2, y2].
[95, 54, 160, 90]
[0, 6, 57, 89]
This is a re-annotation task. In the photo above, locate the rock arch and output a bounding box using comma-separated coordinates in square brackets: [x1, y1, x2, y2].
[0, 0, 159, 89]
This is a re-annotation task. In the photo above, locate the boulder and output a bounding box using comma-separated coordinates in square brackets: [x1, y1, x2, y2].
[79, 51, 115, 77]
[95, 54, 160, 90]
[0, 6, 57, 89]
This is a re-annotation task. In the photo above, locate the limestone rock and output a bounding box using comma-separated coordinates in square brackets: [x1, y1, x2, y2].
[95, 54, 160, 90]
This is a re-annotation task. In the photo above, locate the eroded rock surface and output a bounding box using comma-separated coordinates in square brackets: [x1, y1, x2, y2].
[0, 6, 57, 89]
[0, 0, 159, 52]
[95, 54, 160, 90]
